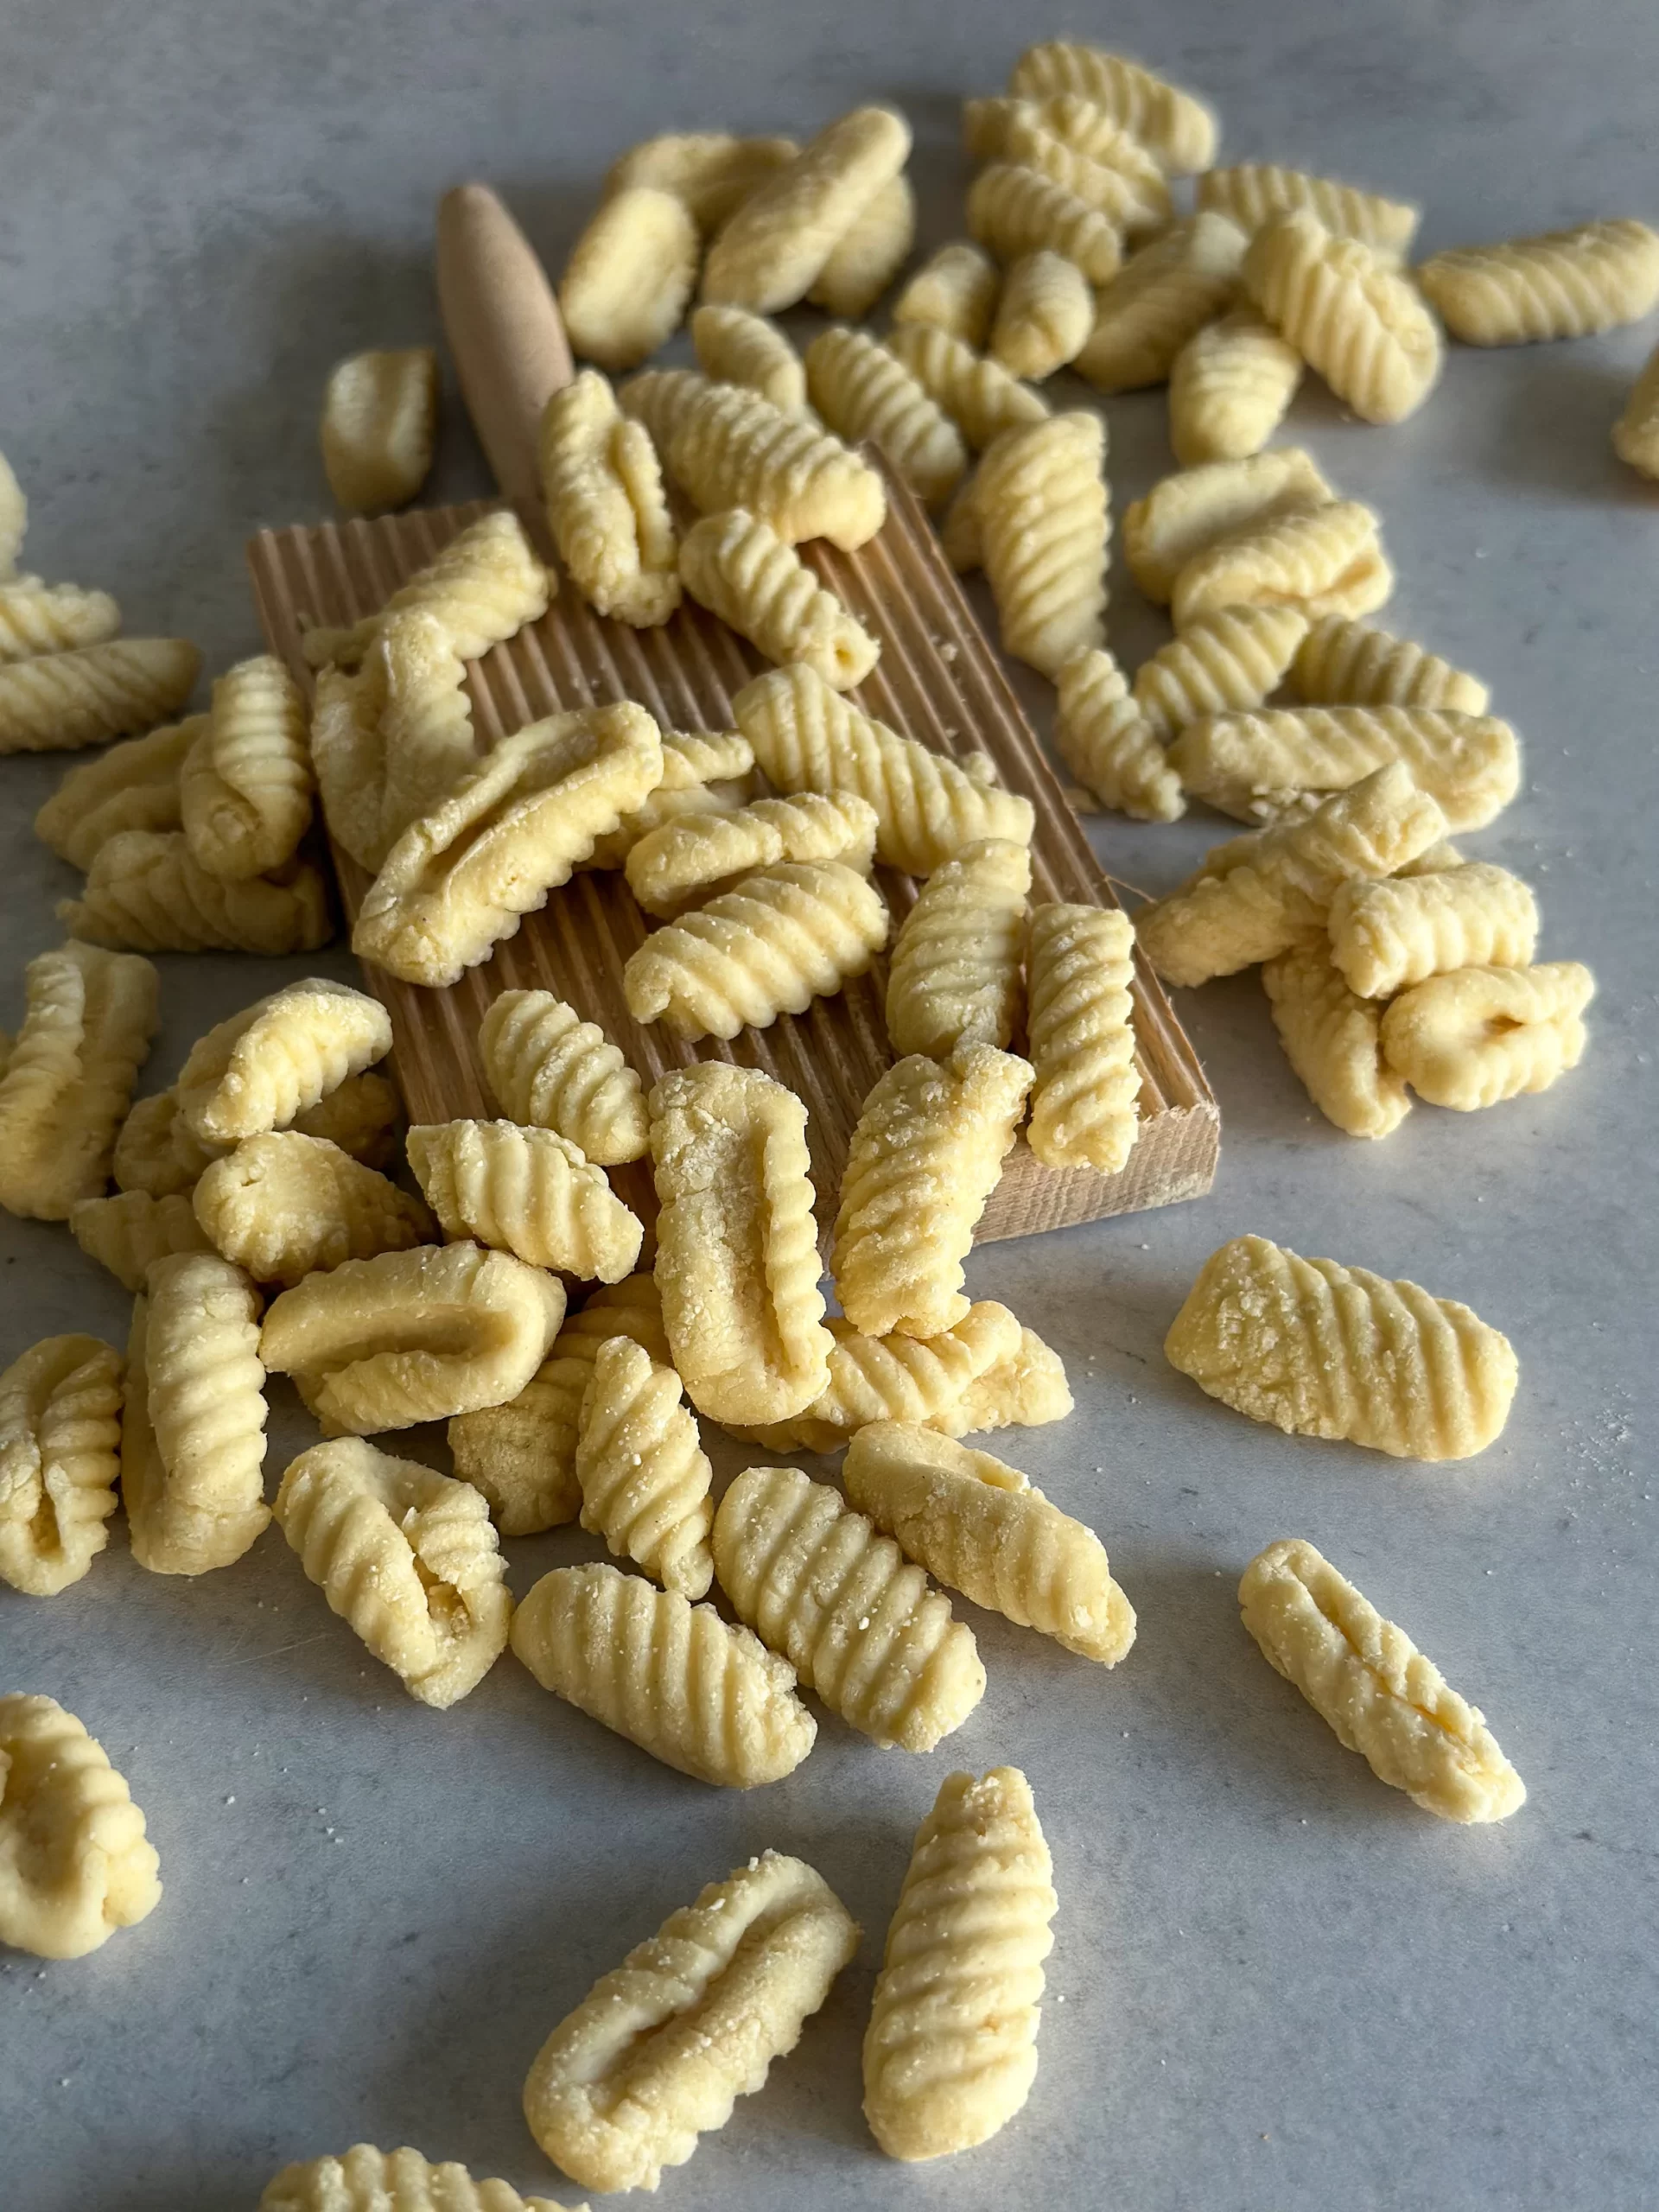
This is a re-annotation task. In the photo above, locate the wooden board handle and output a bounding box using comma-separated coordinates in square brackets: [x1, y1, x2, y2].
[435, 182, 574, 513]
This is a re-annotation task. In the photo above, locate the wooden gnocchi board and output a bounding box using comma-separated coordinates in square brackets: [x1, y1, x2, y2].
[245, 460, 1218, 1243]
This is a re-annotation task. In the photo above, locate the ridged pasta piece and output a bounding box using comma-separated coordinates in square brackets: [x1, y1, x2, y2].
[1198, 164, 1421, 253]
[885, 324, 1049, 449]
[575, 1336, 713, 1598]
[522, 1849, 855, 2192]
[993, 115, 1172, 237]
[0, 1694, 162, 1959]
[1612, 340, 1659, 477]
[1245, 211, 1442, 423]
[1328, 863, 1539, 999]
[1380, 960, 1593, 1111]
[863, 1766, 1056, 2160]
[714, 1464, 985, 1747]
[559, 185, 698, 372]
[964, 94, 1173, 208]
[1262, 938, 1411, 1139]
[1168, 308, 1304, 464]
[804, 326, 967, 511]
[1418, 218, 1659, 345]
[604, 131, 798, 232]
[0, 452, 24, 576]
[0, 638, 200, 754]
[308, 658, 389, 869]
[176, 980, 391, 1144]
[0, 575, 120, 663]
[1077, 213, 1249, 393]
[127, 1251, 270, 1574]
[1167, 703, 1520, 830]
[259, 1241, 565, 1433]
[448, 1275, 665, 1535]
[180, 654, 314, 880]
[988, 250, 1094, 380]
[1053, 647, 1183, 823]
[734, 663, 1033, 873]
[0, 940, 157, 1220]
[626, 790, 877, 918]
[846, 1424, 1134, 1664]
[1291, 613, 1491, 714]
[809, 173, 917, 317]
[729, 1303, 1025, 1453]
[833, 1045, 1033, 1339]
[355, 702, 663, 986]
[258, 2144, 578, 2212]
[679, 507, 878, 688]
[1124, 447, 1334, 603]
[956, 1323, 1072, 1433]
[478, 989, 646, 1164]
[540, 370, 680, 626]
[1171, 499, 1392, 631]
[366, 620, 475, 862]
[648, 1062, 831, 1425]
[886, 838, 1030, 1058]
[892, 240, 1000, 347]
[1165, 1231, 1518, 1459]
[624, 860, 887, 1039]
[1240, 1539, 1526, 1822]
[149, 1071, 399, 1186]
[290, 1071, 399, 1168]
[511, 1560, 816, 1785]
[690, 303, 805, 410]
[965, 162, 1123, 286]
[111, 1089, 197, 1198]
[34, 715, 197, 869]
[977, 411, 1109, 677]
[1007, 41, 1218, 174]
[60, 829, 332, 954]
[407, 1118, 643, 1281]
[320, 346, 439, 512]
[1134, 603, 1309, 740]
[274, 1437, 511, 1707]
[302, 509, 551, 671]
[583, 726, 755, 870]
[702, 105, 911, 312]
[0, 1335, 123, 1595]
[620, 368, 887, 550]
[192, 1133, 432, 1287]
[70, 1189, 213, 1291]
[1025, 901, 1140, 1173]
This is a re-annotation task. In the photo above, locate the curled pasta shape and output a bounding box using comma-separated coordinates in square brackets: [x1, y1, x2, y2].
[809, 173, 917, 318]
[0, 638, 200, 754]
[1123, 446, 1333, 603]
[320, 346, 439, 513]
[302, 508, 550, 671]
[192, 1133, 432, 1287]
[885, 837, 1030, 1058]
[1262, 938, 1411, 1140]
[964, 94, 1173, 212]
[559, 185, 698, 371]
[1417, 218, 1659, 345]
[604, 131, 798, 232]
[626, 790, 876, 918]
[1379, 960, 1594, 1111]
[1007, 40, 1218, 174]
[0, 1694, 162, 1958]
[0, 939, 157, 1220]
[408, 1118, 643, 1282]
[0, 1334, 123, 1595]
[540, 369, 680, 626]
[34, 715, 196, 871]
[176, 979, 390, 1144]
[258, 2145, 577, 2212]
[1166, 703, 1520, 830]
[977, 410, 1109, 677]
[1026, 901, 1141, 1174]
[1168, 307, 1303, 465]
[180, 654, 314, 880]
[892, 240, 1000, 348]
[993, 114, 1171, 237]
[956, 1322, 1073, 1433]
[1291, 613, 1490, 715]
[576, 1335, 714, 1598]
[585, 725, 755, 870]
[0, 575, 120, 663]
[111, 1089, 200, 1198]
[729, 1302, 1024, 1453]
[804, 325, 967, 510]
[374, 607, 478, 850]
[678, 507, 878, 688]
[60, 829, 331, 955]
[1053, 647, 1183, 823]
[965, 162, 1122, 287]
[1198, 163, 1420, 253]
[690, 302, 805, 410]
[478, 988, 647, 1164]
[1170, 499, 1392, 631]
[70, 1189, 212, 1292]
[308, 658, 389, 870]
[702, 105, 911, 313]
[1327, 862, 1539, 999]
[1133, 602, 1310, 740]
[1076, 213, 1249, 394]
[1244, 211, 1442, 423]
[885, 323, 1049, 449]
[988, 249, 1095, 380]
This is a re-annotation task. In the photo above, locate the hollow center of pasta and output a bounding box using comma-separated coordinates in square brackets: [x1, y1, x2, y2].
[306, 1308, 505, 1370]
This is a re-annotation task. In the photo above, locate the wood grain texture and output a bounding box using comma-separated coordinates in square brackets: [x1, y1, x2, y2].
[245, 461, 1217, 1243]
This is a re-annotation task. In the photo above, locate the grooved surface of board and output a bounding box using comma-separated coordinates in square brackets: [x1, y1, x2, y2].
[245, 461, 1217, 1242]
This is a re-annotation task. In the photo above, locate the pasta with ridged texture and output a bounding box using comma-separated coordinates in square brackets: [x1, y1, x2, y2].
[965, 163, 1122, 286]
[0, 1695, 162, 1959]
[1124, 447, 1334, 603]
[0, 1335, 123, 1596]
[479, 988, 647, 1163]
[70, 1189, 212, 1291]
[1171, 499, 1392, 631]
[1054, 647, 1183, 822]
[977, 411, 1109, 677]
[1168, 308, 1303, 464]
[374, 607, 478, 849]
[1007, 40, 1218, 174]
[957, 1323, 1073, 1434]
[575, 1336, 713, 1598]
[308, 660, 389, 871]
[1198, 164, 1420, 253]
[892, 240, 999, 347]
[540, 369, 680, 626]
[988, 250, 1094, 380]
[61, 829, 332, 954]
[288, 1071, 399, 1169]
[885, 323, 1049, 448]
[112, 1088, 203, 1198]
[1262, 938, 1411, 1139]
[1328, 863, 1538, 999]
[1134, 603, 1309, 740]
[258, 2144, 578, 2212]
[886, 838, 1030, 1058]
[408, 1118, 643, 1281]
[0, 576, 120, 663]
[302, 508, 550, 670]
[1291, 613, 1490, 714]
[702, 105, 911, 313]
[1166, 702, 1519, 829]
[585, 726, 755, 869]
[679, 507, 878, 687]
[626, 790, 876, 918]
[320, 346, 439, 513]
[809, 173, 916, 317]
[34, 715, 196, 869]
[605, 131, 798, 232]
[559, 185, 698, 371]
[192, 1133, 432, 1286]
[0, 940, 157, 1220]
[1077, 213, 1248, 393]
[1612, 340, 1659, 477]
[176, 980, 391, 1144]
[180, 654, 313, 880]
[805, 326, 967, 510]
[728, 1303, 1024, 1453]
[1380, 960, 1593, 1110]
[1026, 902, 1141, 1174]
[0, 638, 200, 753]
[1245, 211, 1442, 423]
[690, 303, 805, 410]
[994, 115, 1172, 237]
[964, 95, 1173, 212]
[1418, 218, 1659, 345]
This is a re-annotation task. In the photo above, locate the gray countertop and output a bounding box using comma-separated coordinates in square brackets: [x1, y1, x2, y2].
[3, 3, 1656, 2207]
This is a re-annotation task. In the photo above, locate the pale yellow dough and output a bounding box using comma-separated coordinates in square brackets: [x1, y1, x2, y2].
[885, 322, 1049, 449]
[191, 1133, 432, 1287]
[1327, 862, 1539, 998]
[976, 410, 1109, 677]
[891, 240, 1000, 348]
[477, 988, 647, 1164]
[1075, 213, 1249, 394]
[1170, 499, 1392, 632]
[60, 830, 332, 955]
[1166, 703, 1519, 830]
[1198, 164, 1420, 252]
[0, 1335, 123, 1596]
[0, 1694, 162, 1958]
[885, 838, 1030, 1058]
[626, 790, 876, 918]
[258, 2143, 581, 2212]
[0, 939, 157, 1219]
[70, 1188, 213, 1291]
[175, 979, 391, 1144]
[1053, 647, 1183, 823]
[678, 507, 879, 688]
[1169, 308, 1305, 465]
[966, 162, 1123, 287]
[1244, 211, 1442, 423]
[1291, 613, 1491, 715]
[320, 347, 440, 513]
[558, 186, 698, 372]
[727, 1302, 1023, 1453]
[301, 508, 550, 671]
[0, 575, 120, 663]
[34, 715, 197, 871]
[1006, 41, 1217, 174]
[604, 130, 798, 232]
[701, 105, 911, 313]
[1123, 447, 1334, 604]
[575, 1336, 713, 1598]
[690, 303, 806, 410]
[1262, 938, 1411, 1140]
[181, 653, 314, 881]
[1418, 219, 1659, 345]
[805, 325, 967, 511]
[1380, 960, 1593, 1110]
[988, 250, 1095, 381]
[809, 173, 917, 317]
[539, 370, 680, 627]
[1026, 901, 1141, 1174]
[0, 638, 200, 754]
[1133, 603, 1310, 741]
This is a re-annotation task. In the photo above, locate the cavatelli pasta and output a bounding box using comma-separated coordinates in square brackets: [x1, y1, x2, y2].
[0, 940, 158, 1220]
[1133, 603, 1309, 739]
[0, 1334, 124, 1595]
[539, 369, 680, 626]
[1076, 213, 1249, 393]
[702, 105, 912, 313]
[191, 1133, 432, 1287]
[1025, 901, 1141, 1174]
[625, 790, 876, 918]
[1167, 308, 1303, 464]
[804, 325, 968, 510]
[1244, 211, 1442, 423]
[69, 1189, 213, 1291]
[408, 1118, 642, 1281]
[0, 1694, 162, 1958]
[1123, 447, 1334, 604]
[1290, 613, 1491, 715]
[559, 185, 699, 371]
[1198, 163, 1420, 253]
[884, 322, 1049, 448]
[301, 508, 550, 671]
[976, 411, 1109, 677]
[892, 240, 1000, 348]
[34, 715, 197, 870]
[988, 249, 1095, 380]
[0, 639, 200, 754]
[1007, 40, 1218, 175]
[320, 346, 440, 513]
[678, 507, 879, 687]
[1053, 647, 1184, 822]
[604, 131, 798, 232]
[1262, 937, 1412, 1139]
[1379, 960, 1593, 1110]
[60, 830, 332, 954]
[1166, 703, 1520, 830]
[575, 1335, 714, 1598]
[0, 576, 120, 663]
[690, 303, 806, 411]
[965, 162, 1123, 286]
[885, 838, 1030, 1058]
[175, 980, 391, 1145]
[809, 173, 916, 318]
[180, 654, 314, 880]
[1326, 862, 1539, 999]
[1417, 218, 1659, 345]
[477, 988, 647, 1164]
[1170, 499, 1392, 631]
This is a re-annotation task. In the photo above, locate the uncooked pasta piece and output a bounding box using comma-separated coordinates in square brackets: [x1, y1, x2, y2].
[1240, 1538, 1525, 1822]
[1291, 613, 1490, 715]
[1134, 603, 1309, 740]
[308, 659, 389, 870]
[965, 163, 1122, 286]
[1380, 960, 1593, 1111]
[1612, 340, 1659, 477]
[111, 1088, 196, 1198]
[1418, 218, 1659, 345]
[994, 115, 1172, 236]
[302, 508, 550, 670]
[1053, 647, 1183, 822]
[258, 2144, 578, 2212]
[0, 452, 24, 576]
[71, 835, 326, 956]
[355, 702, 663, 986]
[1007, 41, 1218, 174]
[885, 322, 1049, 448]
[522, 1849, 856, 2190]
[846, 1424, 1134, 1663]
[1167, 703, 1519, 830]
[939, 474, 982, 573]
[1168, 308, 1303, 464]
[274, 1438, 511, 1707]
[259, 1241, 564, 1432]
[1328, 863, 1538, 999]
[559, 185, 698, 372]
[368, 621, 475, 861]
[1166, 1232, 1518, 1459]
[1077, 213, 1249, 393]
[626, 791, 877, 918]
[1198, 164, 1420, 253]
[809, 173, 916, 317]
[604, 130, 798, 232]
[885, 838, 1030, 1058]
[1245, 211, 1442, 423]
[34, 715, 196, 870]
[621, 368, 887, 549]
[730, 1302, 1024, 1452]
[176, 980, 391, 1145]
[320, 346, 439, 512]
[283, 1073, 399, 1168]
[647, 1063, 830, 1425]
[0, 1335, 123, 1595]
[863, 1766, 1056, 2160]
[407, 1118, 642, 1281]
[192, 1133, 432, 1287]
[1124, 448, 1334, 603]
[0, 1694, 162, 1958]
[575, 1335, 713, 1598]
[955, 1324, 1072, 1433]
[976, 411, 1109, 677]
[1262, 938, 1411, 1139]
[964, 94, 1173, 208]
[734, 663, 1033, 873]
[0, 575, 120, 663]
[988, 250, 1094, 380]
[585, 726, 756, 868]
[478, 989, 646, 1164]
[180, 654, 314, 880]
[511, 1560, 815, 1784]
[804, 326, 967, 510]
[70, 1190, 212, 1292]
[690, 303, 805, 410]
[1026, 901, 1140, 1174]
[893, 240, 1001, 347]
[0, 941, 156, 1220]
[679, 508, 878, 688]
[1171, 499, 1391, 630]
[540, 370, 680, 626]
[833, 1045, 1033, 1339]
[0, 638, 200, 754]
[702, 105, 911, 312]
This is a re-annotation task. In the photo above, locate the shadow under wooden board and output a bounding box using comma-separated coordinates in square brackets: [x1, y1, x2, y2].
[245, 459, 1218, 1246]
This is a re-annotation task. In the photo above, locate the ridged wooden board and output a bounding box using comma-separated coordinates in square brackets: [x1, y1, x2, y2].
[245, 461, 1217, 1243]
